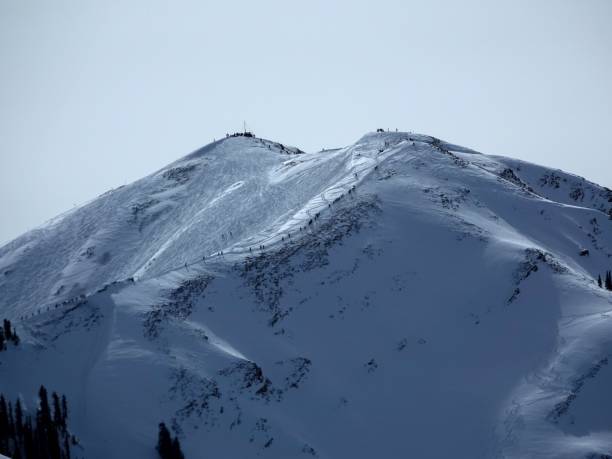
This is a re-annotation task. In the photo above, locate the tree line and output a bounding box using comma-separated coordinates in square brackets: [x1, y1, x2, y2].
[597, 271, 612, 290]
[0, 318, 20, 350]
[157, 422, 185, 459]
[0, 386, 76, 459]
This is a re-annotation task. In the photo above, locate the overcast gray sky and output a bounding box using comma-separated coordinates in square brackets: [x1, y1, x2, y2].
[1, 0, 611, 245]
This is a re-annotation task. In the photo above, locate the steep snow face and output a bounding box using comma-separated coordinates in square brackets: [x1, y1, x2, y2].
[1, 132, 612, 459]
[0, 136, 357, 315]
[458, 151, 612, 215]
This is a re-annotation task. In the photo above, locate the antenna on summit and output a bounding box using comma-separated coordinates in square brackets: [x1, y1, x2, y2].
[231, 121, 253, 137]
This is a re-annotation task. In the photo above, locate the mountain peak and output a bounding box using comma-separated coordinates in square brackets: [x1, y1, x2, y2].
[1, 132, 612, 459]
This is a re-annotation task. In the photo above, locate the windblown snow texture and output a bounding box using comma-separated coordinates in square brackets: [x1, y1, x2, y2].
[1, 132, 612, 458]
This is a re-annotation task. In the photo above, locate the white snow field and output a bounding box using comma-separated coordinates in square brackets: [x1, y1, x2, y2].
[1, 131, 612, 458]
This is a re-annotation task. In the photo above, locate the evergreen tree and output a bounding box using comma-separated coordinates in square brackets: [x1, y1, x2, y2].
[606, 271, 612, 291]
[37, 385, 62, 459]
[63, 433, 71, 459]
[171, 437, 185, 459]
[156, 422, 186, 459]
[8, 401, 15, 445]
[0, 395, 8, 455]
[15, 399, 23, 440]
[3, 319, 11, 341]
[23, 417, 34, 459]
[598, 274, 603, 288]
[37, 386, 52, 429]
[61, 395, 68, 430]
[0, 390, 77, 459]
[47, 419, 61, 459]
[36, 391, 50, 458]
[0, 329, 4, 351]
[52, 392, 62, 428]
[157, 423, 173, 459]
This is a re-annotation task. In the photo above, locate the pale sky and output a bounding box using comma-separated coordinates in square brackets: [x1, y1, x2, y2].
[1, 0, 611, 245]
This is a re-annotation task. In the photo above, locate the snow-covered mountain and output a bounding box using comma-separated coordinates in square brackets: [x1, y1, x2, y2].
[1, 131, 612, 459]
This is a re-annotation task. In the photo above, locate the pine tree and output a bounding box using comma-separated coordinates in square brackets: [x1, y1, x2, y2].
[171, 437, 185, 459]
[0, 329, 4, 351]
[3, 319, 11, 341]
[63, 433, 71, 459]
[61, 395, 68, 431]
[606, 271, 612, 291]
[37, 386, 52, 429]
[23, 417, 34, 459]
[1, 391, 75, 459]
[7, 401, 15, 446]
[598, 274, 603, 288]
[0, 395, 8, 455]
[36, 388, 51, 459]
[157, 423, 173, 459]
[52, 392, 62, 428]
[14, 399, 23, 441]
[47, 419, 61, 459]
[37, 385, 62, 459]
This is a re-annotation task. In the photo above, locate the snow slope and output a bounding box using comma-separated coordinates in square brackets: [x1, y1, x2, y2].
[1, 131, 612, 458]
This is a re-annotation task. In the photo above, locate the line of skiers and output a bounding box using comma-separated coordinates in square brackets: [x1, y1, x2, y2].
[174, 170, 365, 274]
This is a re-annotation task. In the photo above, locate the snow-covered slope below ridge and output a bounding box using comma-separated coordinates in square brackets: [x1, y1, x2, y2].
[2, 131, 612, 459]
